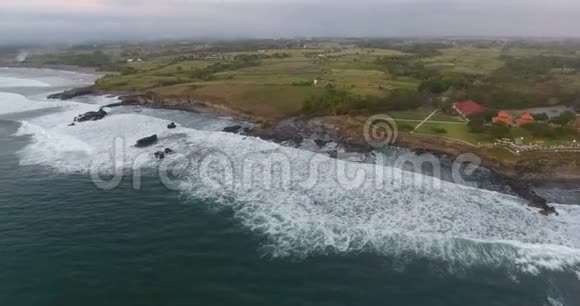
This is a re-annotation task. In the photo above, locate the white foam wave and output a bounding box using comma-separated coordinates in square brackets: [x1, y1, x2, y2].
[0, 76, 50, 88]
[0, 68, 100, 88]
[0, 92, 65, 116]
[9, 90, 580, 276]
[547, 296, 565, 306]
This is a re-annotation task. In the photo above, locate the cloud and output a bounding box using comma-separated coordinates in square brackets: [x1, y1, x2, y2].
[1, 0, 579, 44]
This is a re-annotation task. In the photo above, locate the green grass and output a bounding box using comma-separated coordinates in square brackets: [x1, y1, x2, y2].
[150, 60, 213, 76]
[414, 122, 489, 144]
[388, 110, 462, 121]
[425, 47, 504, 75]
[510, 127, 578, 146]
[389, 111, 433, 120]
[91, 46, 579, 122]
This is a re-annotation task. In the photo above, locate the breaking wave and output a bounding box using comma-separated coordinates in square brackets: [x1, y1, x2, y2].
[0, 92, 65, 116]
[3, 80, 580, 279]
[0, 76, 50, 88]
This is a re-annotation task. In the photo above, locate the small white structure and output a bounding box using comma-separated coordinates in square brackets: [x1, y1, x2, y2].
[313, 79, 319, 86]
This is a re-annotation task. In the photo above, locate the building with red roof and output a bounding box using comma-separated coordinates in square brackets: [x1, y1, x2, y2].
[493, 111, 514, 126]
[572, 118, 580, 130]
[515, 112, 534, 126]
[453, 100, 486, 119]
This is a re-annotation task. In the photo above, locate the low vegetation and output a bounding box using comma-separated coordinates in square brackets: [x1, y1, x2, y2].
[9, 38, 579, 149]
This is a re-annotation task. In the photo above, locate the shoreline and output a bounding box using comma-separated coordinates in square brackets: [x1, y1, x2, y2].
[0, 63, 102, 74]
[47, 87, 580, 184]
[115, 91, 580, 183]
[42, 87, 575, 213]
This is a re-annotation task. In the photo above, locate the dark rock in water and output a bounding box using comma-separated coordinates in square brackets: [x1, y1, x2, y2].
[154, 151, 165, 160]
[222, 125, 243, 133]
[135, 135, 158, 148]
[249, 127, 303, 146]
[314, 139, 331, 148]
[68, 122, 75, 127]
[76, 109, 107, 122]
[540, 206, 559, 216]
[101, 102, 124, 109]
[222, 125, 252, 135]
[167, 122, 177, 129]
[498, 175, 558, 216]
[47, 86, 95, 100]
[341, 142, 374, 154]
[154, 148, 174, 159]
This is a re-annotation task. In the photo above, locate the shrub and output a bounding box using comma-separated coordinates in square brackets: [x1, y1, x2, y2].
[291, 81, 312, 87]
[521, 122, 556, 138]
[489, 122, 511, 139]
[550, 111, 576, 126]
[398, 124, 415, 132]
[532, 113, 549, 121]
[431, 127, 448, 134]
[120, 66, 138, 75]
[158, 78, 181, 87]
[302, 88, 425, 116]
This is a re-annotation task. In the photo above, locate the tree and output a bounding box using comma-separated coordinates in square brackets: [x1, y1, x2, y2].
[476, 110, 499, 122]
[120, 66, 137, 75]
[532, 113, 549, 122]
[489, 122, 511, 139]
[521, 122, 556, 138]
[550, 111, 576, 126]
[431, 127, 447, 134]
[467, 116, 485, 133]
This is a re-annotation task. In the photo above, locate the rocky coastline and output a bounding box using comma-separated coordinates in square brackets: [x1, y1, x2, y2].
[48, 88, 578, 215]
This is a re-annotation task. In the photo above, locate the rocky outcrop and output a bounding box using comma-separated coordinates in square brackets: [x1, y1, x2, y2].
[81, 90, 576, 215]
[76, 109, 107, 122]
[222, 125, 253, 135]
[495, 175, 559, 215]
[249, 126, 303, 146]
[392, 132, 580, 182]
[222, 125, 243, 133]
[135, 135, 158, 148]
[154, 151, 165, 160]
[119, 92, 157, 106]
[167, 122, 177, 129]
[48, 86, 95, 100]
[154, 148, 174, 160]
[246, 116, 566, 216]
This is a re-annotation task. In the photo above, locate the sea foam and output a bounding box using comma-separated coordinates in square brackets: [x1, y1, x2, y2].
[4, 82, 580, 277]
[0, 76, 50, 88]
[0, 92, 65, 116]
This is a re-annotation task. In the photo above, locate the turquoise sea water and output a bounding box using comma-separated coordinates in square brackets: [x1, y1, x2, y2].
[1, 69, 579, 306]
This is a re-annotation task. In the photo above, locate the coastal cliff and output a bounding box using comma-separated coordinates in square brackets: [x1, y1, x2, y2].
[50, 89, 580, 183]
[393, 133, 580, 182]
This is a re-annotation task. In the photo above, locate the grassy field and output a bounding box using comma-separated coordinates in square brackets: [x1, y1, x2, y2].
[424, 47, 505, 75]
[86, 43, 580, 147]
[95, 47, 417, 117]
[414, 122, 488, 144]
[389, 110, 463, 121]
[412, 121, 578, 146]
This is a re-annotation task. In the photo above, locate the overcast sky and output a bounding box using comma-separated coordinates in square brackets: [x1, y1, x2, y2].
[1, 0, 580, 44]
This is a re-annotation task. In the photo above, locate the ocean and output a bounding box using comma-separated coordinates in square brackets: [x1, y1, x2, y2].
[0, 68, 579, 306]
